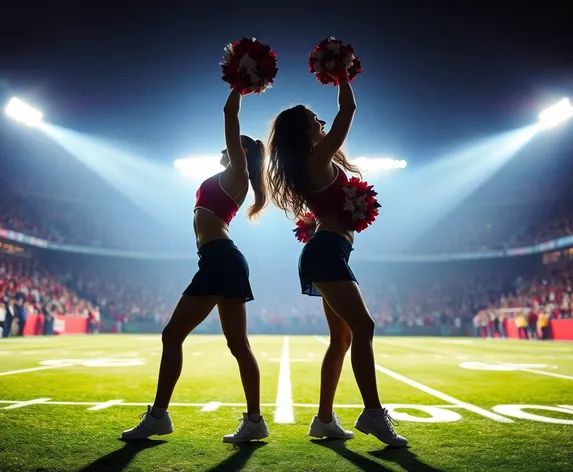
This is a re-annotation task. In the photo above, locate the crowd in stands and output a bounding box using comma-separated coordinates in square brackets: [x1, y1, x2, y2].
[420, 198, 573, 253]
[0, 259, 101, 336]
[2, 254, 571, 337]
[1, 119, 572, 338]
[0, 185, 58, 241]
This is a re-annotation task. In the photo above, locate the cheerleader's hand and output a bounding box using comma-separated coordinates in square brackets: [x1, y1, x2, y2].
[327, 68, 350, 84]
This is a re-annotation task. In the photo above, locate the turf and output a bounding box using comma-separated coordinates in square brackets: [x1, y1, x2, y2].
[0, 335, 572, 471]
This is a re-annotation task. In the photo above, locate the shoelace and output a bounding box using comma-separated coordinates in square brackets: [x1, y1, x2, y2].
[133, 411, 149, 429]
[332, 413, 344, 430]
[382, 409, 399, 436]
[234, 418, 246, 434]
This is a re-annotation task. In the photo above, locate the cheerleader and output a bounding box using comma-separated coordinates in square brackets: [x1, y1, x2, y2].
[122, 88, 269, 443]
[266, 67, 407, 446]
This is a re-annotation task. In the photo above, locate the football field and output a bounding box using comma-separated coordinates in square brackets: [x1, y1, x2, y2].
[0, 334, 572, 471]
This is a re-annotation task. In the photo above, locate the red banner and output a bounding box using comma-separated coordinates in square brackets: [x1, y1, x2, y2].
[502, 319, 573, 340]
[22, 313, 88, 336]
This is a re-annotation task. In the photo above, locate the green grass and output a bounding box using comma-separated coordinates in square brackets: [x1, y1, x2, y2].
[1, 334, 572, 471]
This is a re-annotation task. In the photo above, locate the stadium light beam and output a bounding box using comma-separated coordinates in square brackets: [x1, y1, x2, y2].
[351, 157, 408, 173]
[4, 97, 43, 127]
[538, 98, 573, 129]
[174, 156, 225, 181]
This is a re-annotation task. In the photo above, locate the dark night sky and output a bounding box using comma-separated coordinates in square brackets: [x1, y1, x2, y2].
[1, 2, 572, 162]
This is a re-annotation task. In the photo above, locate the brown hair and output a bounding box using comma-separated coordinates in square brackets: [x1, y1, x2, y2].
[241, 135, 268, 220]
[266, 105, 360, 218]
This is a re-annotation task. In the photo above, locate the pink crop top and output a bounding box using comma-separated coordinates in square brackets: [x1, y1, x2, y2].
[194, 173, 245, 226]
[306, 166, 348, 218]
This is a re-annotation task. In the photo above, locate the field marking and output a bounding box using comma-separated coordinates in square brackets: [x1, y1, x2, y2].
[200, 402, 221, 412]
[0, 399, 455, 409]
[508, 366, 573, 381]
[0, 364, 74, 377]
[274, 336, 294, 424]
[2, 398, 51, 410]
[382, 339, 573, 381]
[269, 358, 314, 363]
[88, 400, 124, 411]
[0, 337, 218, 377]
[492, 405, 573, 425]
[315, 337, 513, 423]
[2, 398, 570, 423]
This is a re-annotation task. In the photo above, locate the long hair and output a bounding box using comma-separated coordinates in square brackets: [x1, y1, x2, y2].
[241, 135, 268, 220]
[267, 105, 360, 218]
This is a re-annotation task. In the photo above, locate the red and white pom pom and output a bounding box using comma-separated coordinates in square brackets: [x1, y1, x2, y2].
[221, 38, 278, 95]
[308, 37, 362, 86]
[341, 177, 381, 232]
[293, 212, 317, 243]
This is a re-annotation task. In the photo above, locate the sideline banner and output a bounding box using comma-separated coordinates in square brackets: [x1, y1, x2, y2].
[22, 313, 87, 336]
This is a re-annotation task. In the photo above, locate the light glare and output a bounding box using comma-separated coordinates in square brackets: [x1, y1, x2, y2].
[351, 157, 408, 172]
[174, 157, 224, 181]
[4, 97, 44, 127]
[538, 98, 573, 129]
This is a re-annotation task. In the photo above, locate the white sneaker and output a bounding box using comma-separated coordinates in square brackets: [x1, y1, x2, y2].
[121, 406, 174, 440]
[354, 408, 408, 447]
[223, 413, 270, 443]
[308, 412, 354, 439]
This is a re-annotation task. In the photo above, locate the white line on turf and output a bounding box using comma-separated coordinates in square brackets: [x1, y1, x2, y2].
[383, 340, 573, 381]
[274, 336, 294, 424]
[315, 337, 513, 423]
[0, 399, 460, 410]
[0, 364, 74, 377]
[507, 366, 573, 381]
[88, 400, 124, 410]
[200, 402, 221, 412]
[2, 398, 51, 410]
[0, 337, 217, 377]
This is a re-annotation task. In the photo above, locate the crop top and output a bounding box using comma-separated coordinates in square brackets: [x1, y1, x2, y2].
[306, 166, 348, 219]
[194, 173, 245, 226]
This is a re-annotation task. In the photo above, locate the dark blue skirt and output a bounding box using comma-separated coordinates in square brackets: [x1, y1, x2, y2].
[183, 239, 254, 302]
[299, 231, 357, 297]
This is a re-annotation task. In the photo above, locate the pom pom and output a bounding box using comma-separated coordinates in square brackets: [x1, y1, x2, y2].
[341, 177, 381, 232]
[308, 37, 362, 86]
[221, 38, 278, 95]
[293, 212, 317, 243]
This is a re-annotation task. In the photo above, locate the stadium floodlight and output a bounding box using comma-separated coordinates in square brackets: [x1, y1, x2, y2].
[538, 98, 573, 129]
[4, 97, 43, 127]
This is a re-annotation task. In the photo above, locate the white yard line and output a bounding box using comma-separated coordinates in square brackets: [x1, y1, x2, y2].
[200, 402, 222, 412]
[0, 399, 460, 410]
[315, 337, 512, 423]
[509, 367, 573, 381]
[274, 336, 294, 424]
[87, 400, 124, 411]
[381, 339, 573, 381]
[0, 364, 74, 377]
[0, 337, 219, 377]
[2, 398, 51, 410]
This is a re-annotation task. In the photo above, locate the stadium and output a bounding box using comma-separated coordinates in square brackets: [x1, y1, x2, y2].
[1, 5, 572, 472]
